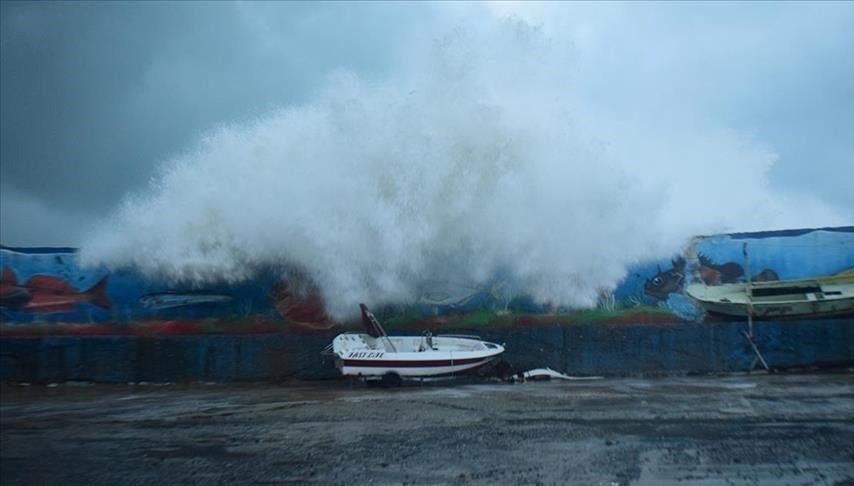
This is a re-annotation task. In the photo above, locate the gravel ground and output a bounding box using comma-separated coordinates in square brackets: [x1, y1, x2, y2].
[2, 372, 854, 485]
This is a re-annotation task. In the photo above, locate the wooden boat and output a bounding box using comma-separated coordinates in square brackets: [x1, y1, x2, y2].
[686, 274, 854, 319]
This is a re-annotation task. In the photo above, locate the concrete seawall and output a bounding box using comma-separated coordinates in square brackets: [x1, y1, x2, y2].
[2, 318, 852, 383]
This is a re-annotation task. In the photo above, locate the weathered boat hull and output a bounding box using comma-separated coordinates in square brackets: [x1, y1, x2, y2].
[700, 299, 854, 319]
[687, 276, 854, 320]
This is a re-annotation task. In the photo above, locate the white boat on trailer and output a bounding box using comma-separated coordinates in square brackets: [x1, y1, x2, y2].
[329, 304, 505, 384]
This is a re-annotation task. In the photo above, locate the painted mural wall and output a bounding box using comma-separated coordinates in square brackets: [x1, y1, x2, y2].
[1, 226, 852, 335]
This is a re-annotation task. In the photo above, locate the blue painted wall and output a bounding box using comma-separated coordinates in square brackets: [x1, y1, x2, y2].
[1, 318, 851, 383]
[2, 226, 852, 327]
[1, 226, 852, 382]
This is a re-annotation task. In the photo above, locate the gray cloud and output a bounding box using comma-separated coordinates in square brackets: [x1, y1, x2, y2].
[1, 2, 852, 246]
[530, 2, 854, 212]
[1, 1, 439, 244]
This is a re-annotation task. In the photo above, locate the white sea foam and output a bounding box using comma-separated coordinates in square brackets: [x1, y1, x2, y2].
[79, 18, 845, 318]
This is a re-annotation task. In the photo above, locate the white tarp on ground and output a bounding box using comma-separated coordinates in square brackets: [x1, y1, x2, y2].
[514, 367, 603, 382]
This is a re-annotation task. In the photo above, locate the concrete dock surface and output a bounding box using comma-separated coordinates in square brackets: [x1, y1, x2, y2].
[2, 372, 853, 485]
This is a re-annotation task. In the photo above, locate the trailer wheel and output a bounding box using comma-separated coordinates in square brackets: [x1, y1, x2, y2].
[381, 372, 403, 388]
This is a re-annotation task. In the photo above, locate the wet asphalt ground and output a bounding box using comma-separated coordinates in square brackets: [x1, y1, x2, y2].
[1, 372, 853, 485]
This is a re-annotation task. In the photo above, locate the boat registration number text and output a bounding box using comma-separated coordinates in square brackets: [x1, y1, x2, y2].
[347, 351, 385, 359]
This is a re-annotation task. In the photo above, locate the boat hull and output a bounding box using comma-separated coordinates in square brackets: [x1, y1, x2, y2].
[701, 299, 854, 319]
[331, 306, 506, 378]
[331, 333, 505, 378]
[339, 353, 502, 377]
[687, 276, 854, 320]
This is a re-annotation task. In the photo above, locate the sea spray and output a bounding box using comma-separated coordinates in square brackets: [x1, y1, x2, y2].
[80, 19, 844, 319]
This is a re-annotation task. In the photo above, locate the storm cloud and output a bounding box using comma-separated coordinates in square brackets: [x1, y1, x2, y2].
[1, 1, 438, 244]
[1, 1, 852, 248]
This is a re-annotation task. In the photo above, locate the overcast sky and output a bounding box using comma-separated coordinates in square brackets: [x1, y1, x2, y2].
[1, 1, 852, 246]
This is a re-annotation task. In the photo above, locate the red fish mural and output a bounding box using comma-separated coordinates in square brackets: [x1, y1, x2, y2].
[270, 273, 333, 331]
[0, 267, 111, 313]
[697, 254, 744, 285]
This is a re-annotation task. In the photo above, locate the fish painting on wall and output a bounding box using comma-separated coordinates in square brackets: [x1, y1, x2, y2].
[137, 292, 233, 309]
[270, 274, 333, 331]
[0, 266, 111, 313]
[644, 257, 686, 301]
